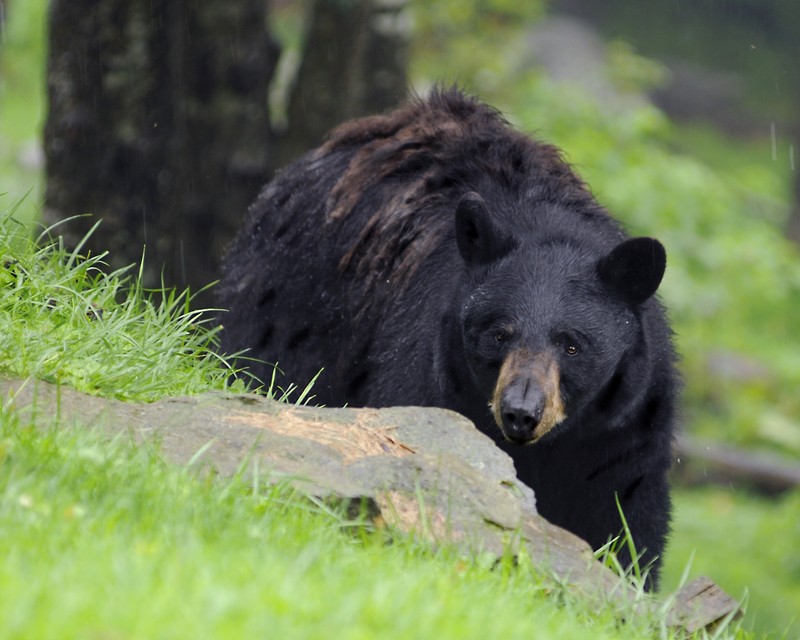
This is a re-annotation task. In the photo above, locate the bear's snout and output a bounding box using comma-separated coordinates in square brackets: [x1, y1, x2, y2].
[491, 348, 566, 444]
[499, 380, 545, 443]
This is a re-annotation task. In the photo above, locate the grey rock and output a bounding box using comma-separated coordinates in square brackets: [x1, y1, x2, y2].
[0, 379, 608, 588]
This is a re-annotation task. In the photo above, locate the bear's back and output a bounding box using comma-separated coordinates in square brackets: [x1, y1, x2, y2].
[219, 89, 622, 397]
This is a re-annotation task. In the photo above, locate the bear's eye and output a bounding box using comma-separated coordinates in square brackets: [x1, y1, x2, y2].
[494, 332, 507, 344]
[554, 331, 583, 357]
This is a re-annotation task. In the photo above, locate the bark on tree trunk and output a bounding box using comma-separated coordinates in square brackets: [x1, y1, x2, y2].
[44, 0, 277, 305]
[275, 0, 410, 168]
[43, 0, 410, 307]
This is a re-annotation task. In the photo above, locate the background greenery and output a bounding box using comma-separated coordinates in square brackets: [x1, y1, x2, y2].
[2, 0, 799, 637]
[0, 0, 46, 213]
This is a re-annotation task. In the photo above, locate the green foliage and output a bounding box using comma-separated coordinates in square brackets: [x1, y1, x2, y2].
[0, 0, 46, 127]
[581, 0, 800, 119]
[0, 205, 247, 400]
[605, 40, 667, 94]
[410, 0, 545, 92]
[0, 0, 47, 208]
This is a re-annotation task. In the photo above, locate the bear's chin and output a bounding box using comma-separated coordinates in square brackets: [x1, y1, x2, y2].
[498, 418, 567, 446]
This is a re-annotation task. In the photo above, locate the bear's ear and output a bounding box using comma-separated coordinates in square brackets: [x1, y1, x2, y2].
[596, 237, 666, 306]
[455, 192, 514, 266]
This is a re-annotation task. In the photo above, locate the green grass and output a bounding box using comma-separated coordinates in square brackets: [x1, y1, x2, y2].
[663, 487, 800, 638]
[1, 404, 665, 640]
[0, 206, 245, 400]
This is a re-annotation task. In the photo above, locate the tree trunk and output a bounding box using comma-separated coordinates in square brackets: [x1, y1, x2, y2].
[43, 0, 410, 307]
[274, 0, 410, 168]
[44, 1, 277, 305]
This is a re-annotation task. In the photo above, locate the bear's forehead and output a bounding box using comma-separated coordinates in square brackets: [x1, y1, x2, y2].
[487, 283, 631, 346]
[480, 247, 625, 323]
[509, 242, 599, 285]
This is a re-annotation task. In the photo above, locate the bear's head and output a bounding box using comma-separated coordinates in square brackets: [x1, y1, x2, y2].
[455, 192, 666, 444]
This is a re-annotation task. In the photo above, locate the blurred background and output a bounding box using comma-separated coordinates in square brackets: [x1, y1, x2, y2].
[1, 0, 798, 635]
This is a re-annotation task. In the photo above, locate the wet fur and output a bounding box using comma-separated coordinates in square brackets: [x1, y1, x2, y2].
[219, 88, 678, 590]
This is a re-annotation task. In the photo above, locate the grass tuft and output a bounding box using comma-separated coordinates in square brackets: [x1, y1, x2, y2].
[0, 205, 246, 400]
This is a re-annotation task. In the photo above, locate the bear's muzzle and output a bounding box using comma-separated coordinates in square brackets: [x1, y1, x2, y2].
[491, 348, 566, 444]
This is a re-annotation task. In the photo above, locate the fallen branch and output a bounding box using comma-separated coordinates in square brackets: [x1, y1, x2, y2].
[674, 435, 800, 494]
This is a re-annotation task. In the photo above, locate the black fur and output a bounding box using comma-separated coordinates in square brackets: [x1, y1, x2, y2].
[218, 89, 678, 590]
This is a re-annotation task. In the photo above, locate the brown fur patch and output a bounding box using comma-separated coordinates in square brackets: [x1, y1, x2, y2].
[321, 107, 464, 291]
[491, 348, 566, 442]
[311, 89, 597, 314]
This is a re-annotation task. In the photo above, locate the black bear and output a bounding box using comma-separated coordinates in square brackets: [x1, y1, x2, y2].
[218, 88, 677, 589]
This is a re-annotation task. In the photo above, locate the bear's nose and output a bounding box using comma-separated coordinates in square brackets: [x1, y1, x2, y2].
[500, 384, 544, 444]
